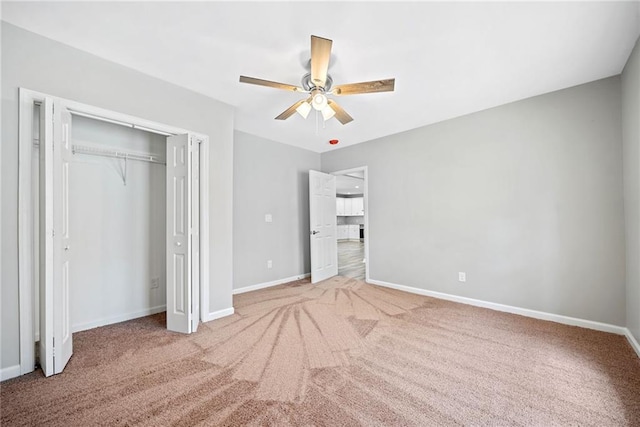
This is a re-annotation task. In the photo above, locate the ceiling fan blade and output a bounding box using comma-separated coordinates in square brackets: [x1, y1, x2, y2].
[239, 76, 304, 92]
[331, 78, 395, 96]
[310, 35, 332, 88]
[275, 97, 312, 120]
[327, 100, 353, 125]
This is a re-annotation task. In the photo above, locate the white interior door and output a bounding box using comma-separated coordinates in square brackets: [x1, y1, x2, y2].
[309, 170, 338, 284]
[40, 99, 73, 376]
[166, 134, 197, 333]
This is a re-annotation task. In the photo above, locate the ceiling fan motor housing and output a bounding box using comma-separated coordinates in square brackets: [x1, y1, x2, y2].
[302, 72, 333, 92]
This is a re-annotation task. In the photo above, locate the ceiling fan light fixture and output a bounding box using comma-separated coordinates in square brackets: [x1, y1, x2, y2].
[321, 104, 336, 121]
[239, 35, 395, 127]
[312, 91, 328, 111]
[296, 101, 312, 119]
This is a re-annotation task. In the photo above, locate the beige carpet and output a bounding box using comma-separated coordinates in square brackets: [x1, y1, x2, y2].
[2, 276, 640, 426]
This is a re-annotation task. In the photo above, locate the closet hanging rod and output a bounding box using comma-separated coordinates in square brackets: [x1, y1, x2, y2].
[68, 110, 174, 137]
[72, 144, 166, 165]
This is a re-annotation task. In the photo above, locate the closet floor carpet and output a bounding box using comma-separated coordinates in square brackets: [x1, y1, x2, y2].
[2, 276, 640, 426]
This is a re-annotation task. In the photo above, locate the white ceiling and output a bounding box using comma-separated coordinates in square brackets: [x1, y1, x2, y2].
[3, 1, 639, 153]
[336, 175, 364, 196]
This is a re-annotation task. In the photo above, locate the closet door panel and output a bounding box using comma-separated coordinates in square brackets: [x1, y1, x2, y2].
[40, 101, 74, 376]
[39, 97, 54, 377]
[166, 134, 193, 334]
[54, 107, 73, 374]
[190, 139, 200, 333]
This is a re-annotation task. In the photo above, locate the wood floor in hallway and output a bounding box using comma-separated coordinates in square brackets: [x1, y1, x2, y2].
[338, 240, 365, 280]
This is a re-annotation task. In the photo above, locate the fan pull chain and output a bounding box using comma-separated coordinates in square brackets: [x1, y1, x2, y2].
[313, 109, 328, 135]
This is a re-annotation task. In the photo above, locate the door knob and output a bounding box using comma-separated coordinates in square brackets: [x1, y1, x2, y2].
[64, 245, 70, 251]
[310, 230, 319, 235]
[176, 242, 182, 247]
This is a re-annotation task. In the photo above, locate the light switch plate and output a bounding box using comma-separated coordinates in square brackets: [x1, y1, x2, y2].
[265, 214, 273, 223]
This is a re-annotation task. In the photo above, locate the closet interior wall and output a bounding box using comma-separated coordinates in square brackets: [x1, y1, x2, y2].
[34, 112, 168, 337]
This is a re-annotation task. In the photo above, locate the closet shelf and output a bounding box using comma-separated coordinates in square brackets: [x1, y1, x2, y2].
[72, 144, 166, 165]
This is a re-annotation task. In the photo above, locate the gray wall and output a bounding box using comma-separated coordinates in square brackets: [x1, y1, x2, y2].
[233, 131, 320, 290]
[623, 36, 640, 342]
[69, 117, 166, 332]
[1, 23, 234, 371]
[322, 76, 626, 326]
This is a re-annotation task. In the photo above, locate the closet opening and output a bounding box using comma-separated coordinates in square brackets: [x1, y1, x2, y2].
[67, 114, 169, 332]
[33, 107, 171, 366]
[19, 89, 209, 377]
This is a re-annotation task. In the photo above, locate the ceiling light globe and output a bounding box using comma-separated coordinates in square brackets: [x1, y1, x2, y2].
[321, 105, 336, 121]
[312, 93, 328, 111]
[296, 101, 312, 119]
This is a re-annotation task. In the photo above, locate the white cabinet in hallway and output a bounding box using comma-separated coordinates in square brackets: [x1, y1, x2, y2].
[337, 224, 360, 240]
[337, 225, 349, 240]
[348, 225, 360, 239]
[343, 198, 353, 215]
[351, 197, 364, 215]
[336, 196, 364, 216]
[336, 197, 345, 216]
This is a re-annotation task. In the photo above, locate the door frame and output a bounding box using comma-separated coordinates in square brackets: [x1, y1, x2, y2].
[331, 166, 369, 282]
[17, 88, 210, 376]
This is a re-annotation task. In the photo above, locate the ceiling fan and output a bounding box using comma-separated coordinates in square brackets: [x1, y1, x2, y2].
[239, 35, 395, 125]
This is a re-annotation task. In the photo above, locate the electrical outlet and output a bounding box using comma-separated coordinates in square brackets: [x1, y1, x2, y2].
[267, 260, 273, 269]
[151, 277, 160, 289]
[458, 272, 466, 282]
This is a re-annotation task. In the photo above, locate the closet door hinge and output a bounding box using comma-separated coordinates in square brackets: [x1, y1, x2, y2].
[52, 229, 55, 238]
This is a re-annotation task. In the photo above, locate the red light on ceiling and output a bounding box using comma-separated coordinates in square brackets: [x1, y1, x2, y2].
[329, 139, 339, 145]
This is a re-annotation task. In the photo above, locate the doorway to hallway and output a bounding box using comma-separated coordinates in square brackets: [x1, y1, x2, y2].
[333, 166, 368, 282]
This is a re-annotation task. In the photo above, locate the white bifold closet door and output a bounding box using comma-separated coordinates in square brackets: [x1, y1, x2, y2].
[38, 109, 202, 377]
[166, 134, 200, 334]
[40, 98, 73, 377]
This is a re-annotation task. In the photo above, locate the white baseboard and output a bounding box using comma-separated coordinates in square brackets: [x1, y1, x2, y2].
[368, 279, 627, 336]
[233, 273, 310, 295]
[202, 307, 235, 323]
[1, 364, 21, 382]
[625, 329, 640, 358]
[71, 305, 166, 333]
